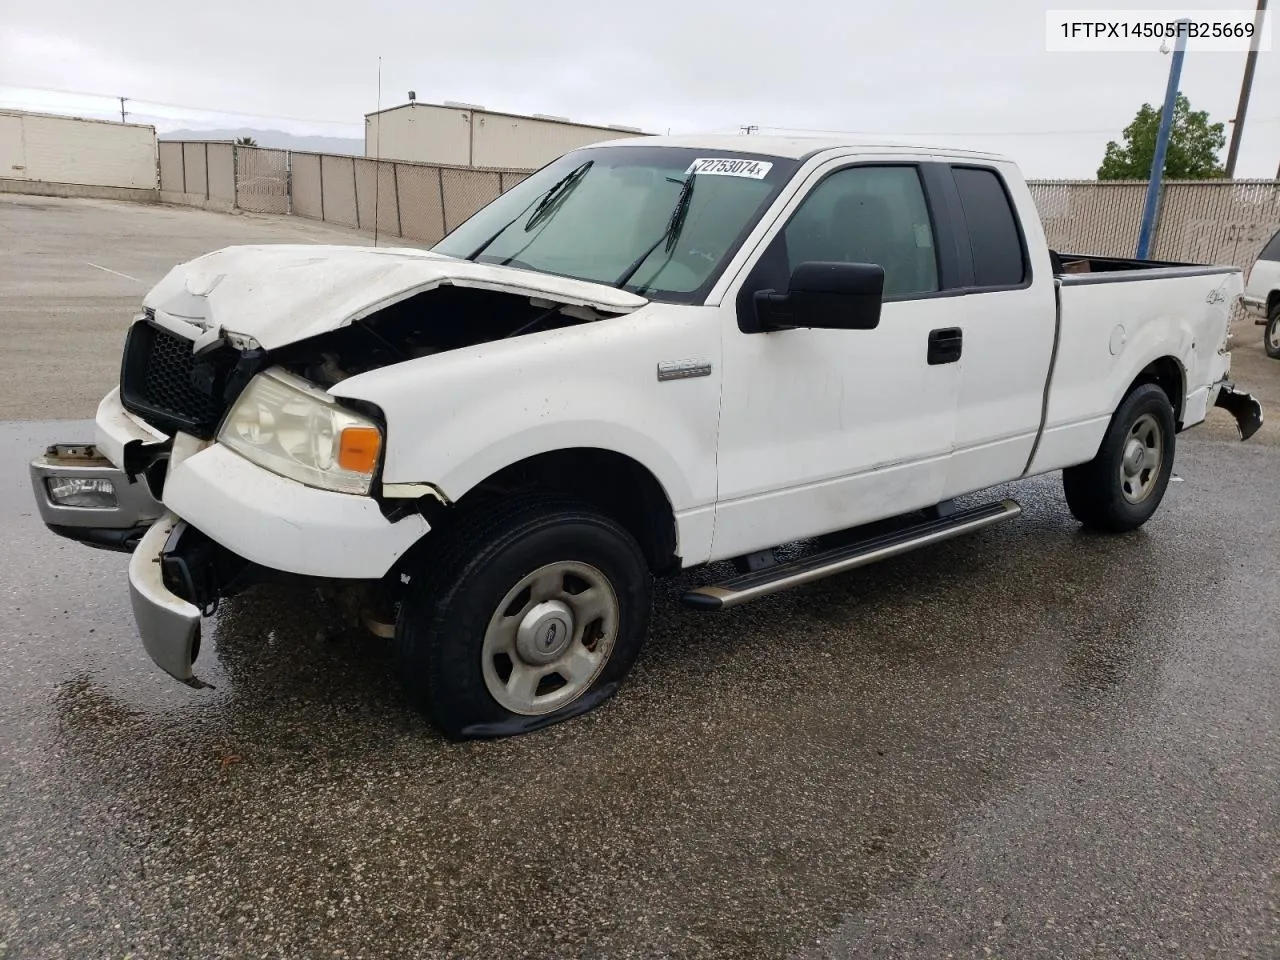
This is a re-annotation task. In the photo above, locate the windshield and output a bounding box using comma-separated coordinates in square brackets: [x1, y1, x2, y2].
[432, 145, 799, 303]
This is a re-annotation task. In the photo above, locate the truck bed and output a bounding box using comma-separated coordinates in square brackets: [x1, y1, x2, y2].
[1051, 250, 1240, 284]
[1028, 255, 1243, 477]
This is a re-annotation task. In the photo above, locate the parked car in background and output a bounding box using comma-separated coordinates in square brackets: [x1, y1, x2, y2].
[28, 135, 1266, 739]
[1243, 225, 1280, 359]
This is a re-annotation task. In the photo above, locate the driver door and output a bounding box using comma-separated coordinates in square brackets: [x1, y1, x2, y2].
[710, 161, 963, 561]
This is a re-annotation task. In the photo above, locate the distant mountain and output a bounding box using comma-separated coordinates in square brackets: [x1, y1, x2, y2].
[159, 128, 363, 155]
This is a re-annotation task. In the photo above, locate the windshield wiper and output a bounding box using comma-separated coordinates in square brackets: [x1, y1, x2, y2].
[613, 173, 696, 292]
[463, 160, 593, 262]
[523, 161, 592, 232]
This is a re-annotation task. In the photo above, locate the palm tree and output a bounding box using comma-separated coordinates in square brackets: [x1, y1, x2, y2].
[235, 136, 258, 147]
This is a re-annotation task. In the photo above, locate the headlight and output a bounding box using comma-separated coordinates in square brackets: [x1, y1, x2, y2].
[218, 368, 383, 495]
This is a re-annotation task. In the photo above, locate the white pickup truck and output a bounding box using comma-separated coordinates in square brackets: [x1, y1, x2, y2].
[31, 135, 1263, 738]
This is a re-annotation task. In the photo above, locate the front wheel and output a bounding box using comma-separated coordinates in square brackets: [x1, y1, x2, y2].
[1062, 383, 1176, 533]
[1265, 306, 1280, 359]
[395, 494, 652, 739]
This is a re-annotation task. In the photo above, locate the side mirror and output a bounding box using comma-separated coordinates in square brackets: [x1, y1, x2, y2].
[752, 261, 884, 332]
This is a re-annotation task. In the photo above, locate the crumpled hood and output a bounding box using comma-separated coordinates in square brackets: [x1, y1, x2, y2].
[143, 244, 649, 350]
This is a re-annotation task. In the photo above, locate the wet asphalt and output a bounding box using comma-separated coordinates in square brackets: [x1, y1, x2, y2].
[3, 409, 1278, 960]
[2, 195, 1279, 958]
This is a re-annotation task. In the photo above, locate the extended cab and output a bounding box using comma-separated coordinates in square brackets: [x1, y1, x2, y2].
[30, 136, 1264, 738]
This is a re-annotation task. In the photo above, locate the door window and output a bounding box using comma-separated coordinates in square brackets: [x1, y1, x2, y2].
[781, 166, 939, 298]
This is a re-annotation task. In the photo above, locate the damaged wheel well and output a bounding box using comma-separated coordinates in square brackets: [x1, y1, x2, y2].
[413, 449, 680, 576]
[1131, 356, 1185, 427]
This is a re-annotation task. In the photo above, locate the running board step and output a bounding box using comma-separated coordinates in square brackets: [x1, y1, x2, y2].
[682, 499, 1022, 611]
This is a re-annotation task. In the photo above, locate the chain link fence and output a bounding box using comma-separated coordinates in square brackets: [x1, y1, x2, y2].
[235, 146, 290, 214]
[1027, 179, 1280, 270]
[158, 142, 1279, 273]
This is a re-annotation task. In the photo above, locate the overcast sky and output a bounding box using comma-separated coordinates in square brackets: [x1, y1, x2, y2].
[2, 0, 1277, 178]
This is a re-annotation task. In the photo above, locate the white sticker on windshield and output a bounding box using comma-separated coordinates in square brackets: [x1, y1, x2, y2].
[685, 157, 774, 179]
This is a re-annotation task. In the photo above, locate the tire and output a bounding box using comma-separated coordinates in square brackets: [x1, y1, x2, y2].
[1062, 382, 1176, 533]
[395, 494, 652, 740]
[1265, 305, 1280, 360]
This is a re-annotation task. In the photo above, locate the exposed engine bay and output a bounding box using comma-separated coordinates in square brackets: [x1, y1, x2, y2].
[274, 284, 614, 388]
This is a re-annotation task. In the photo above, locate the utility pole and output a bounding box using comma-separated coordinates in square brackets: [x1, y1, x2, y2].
[119, 97, 127, 123]
[1136, 20, 1189, 259]
[739, 124, 758, 135]
[1224, 0, 1269, 178]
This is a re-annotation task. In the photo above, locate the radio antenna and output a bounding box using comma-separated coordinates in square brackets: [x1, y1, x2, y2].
[373, 56, 382, 247]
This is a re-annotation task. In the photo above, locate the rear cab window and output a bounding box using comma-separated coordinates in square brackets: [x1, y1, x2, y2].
[950, 166, 1030, 289]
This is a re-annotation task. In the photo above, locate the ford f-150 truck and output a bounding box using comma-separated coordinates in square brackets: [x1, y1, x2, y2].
[30, 135, 1263, 738]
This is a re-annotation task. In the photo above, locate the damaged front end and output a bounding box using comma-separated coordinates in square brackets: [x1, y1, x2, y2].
[268, 284, 620, 389]
[30, 442, 165, 552]
[127, 514, 210, 687]
[35, 254, 641, 687]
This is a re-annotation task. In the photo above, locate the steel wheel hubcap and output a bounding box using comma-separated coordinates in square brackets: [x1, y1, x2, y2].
[1120, 412, 1163, 504]
[515, 600, 574, 664]
[481, 561, 619, 716]
[1268, 320, 1280, 349]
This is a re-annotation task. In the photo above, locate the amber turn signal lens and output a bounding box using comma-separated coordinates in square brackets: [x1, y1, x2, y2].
[337, 426, 382, 474]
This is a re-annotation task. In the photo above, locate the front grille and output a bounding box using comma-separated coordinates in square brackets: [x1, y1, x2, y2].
[140, 325, 222, 423]
[119, 320, 229, 437]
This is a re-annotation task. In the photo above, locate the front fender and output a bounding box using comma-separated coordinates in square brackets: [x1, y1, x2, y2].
[414, 417, 698, 510]
[331, 305, 723, 549]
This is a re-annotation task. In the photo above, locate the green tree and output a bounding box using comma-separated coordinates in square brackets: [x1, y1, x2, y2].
[235, 136, 258, 147]
[1097, 93, 1226, 180]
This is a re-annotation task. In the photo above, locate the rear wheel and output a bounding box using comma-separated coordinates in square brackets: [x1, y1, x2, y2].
[1062, 383, 1176, 533]
[1265, 305, 1280, 359]
[395, 494, 652, 739]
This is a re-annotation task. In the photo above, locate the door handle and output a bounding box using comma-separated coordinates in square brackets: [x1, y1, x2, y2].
[927, 327, 963, 365]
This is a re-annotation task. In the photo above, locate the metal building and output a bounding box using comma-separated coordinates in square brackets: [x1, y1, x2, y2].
[0, 110, 157, 191]
[364, 99, 649, 170]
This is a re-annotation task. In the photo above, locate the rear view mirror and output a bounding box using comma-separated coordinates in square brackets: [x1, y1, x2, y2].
[752, 261, 884, 332]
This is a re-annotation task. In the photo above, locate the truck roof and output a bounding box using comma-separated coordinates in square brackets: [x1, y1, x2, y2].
[589, 133, 1011, 163]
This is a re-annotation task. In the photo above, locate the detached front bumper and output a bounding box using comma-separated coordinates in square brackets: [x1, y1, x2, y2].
[125, 510, 261, 687]
[128, 513, 206, 686]
[29, 443, 164, 552]
[33, 387, 430, 687]
[29, 443, 213, 685]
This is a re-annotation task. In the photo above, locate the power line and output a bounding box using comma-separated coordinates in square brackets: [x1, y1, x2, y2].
[6, 83, 1278, 139]
[749, 118, 1280, 138]
[0, 83, 363, 128]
